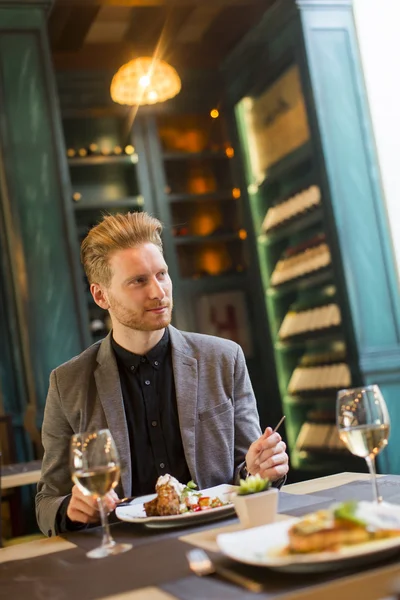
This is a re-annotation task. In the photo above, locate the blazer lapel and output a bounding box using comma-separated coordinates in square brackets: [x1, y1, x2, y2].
[95, 335, 131, 497]
[169, 326, 198, 485]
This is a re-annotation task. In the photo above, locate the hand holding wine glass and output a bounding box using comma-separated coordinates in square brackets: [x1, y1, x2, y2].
[70, 429, 132, 558]
[67, 484, 119, 525]
[337, 385, 390, 503]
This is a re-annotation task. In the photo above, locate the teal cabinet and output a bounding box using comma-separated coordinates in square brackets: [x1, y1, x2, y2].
[0, 1, 88, 457]
[297, 0, 400, 474]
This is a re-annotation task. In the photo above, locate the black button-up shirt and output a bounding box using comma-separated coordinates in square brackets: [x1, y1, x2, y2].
[111, 328, 191, 496]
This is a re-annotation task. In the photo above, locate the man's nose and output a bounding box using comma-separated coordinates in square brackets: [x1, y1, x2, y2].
[149, 278, 166, 299]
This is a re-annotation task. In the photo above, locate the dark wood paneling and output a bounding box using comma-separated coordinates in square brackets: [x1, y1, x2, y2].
[52, 5, 101, 52]
[49, 0, 279, 70]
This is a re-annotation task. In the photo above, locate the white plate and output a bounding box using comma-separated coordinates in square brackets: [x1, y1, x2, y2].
[116, 483, 237, 528]
[217, 517, 400, 573]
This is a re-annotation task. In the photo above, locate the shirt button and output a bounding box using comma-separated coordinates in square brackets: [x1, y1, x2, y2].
[160, 462, 165, 469]
[151, 420, 158, 427]
[144, 380, 151, 386]
[154, 361, 159, 366]
[130, 366, 135, 371]
[141, 357, 146, 363]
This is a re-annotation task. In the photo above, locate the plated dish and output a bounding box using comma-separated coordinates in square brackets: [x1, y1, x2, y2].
[116, 477, 237, 528]
[217, 501, 400, 573]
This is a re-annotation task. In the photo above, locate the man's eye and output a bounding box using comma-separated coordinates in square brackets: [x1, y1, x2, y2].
[133, 278, 146, 285]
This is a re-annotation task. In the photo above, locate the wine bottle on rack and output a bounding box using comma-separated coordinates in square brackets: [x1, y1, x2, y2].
[77, 147, 88, 158]
[100, 145, 112, 156]
[113, 145, 123, 155]
[87, 143, 100, 156]
[67, 148, 76, 158]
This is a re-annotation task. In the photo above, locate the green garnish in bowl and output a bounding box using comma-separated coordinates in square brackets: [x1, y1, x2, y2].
[237, 474, 272, 495]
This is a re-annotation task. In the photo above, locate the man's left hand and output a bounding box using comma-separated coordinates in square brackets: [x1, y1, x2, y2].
[245, 427, 289, 481]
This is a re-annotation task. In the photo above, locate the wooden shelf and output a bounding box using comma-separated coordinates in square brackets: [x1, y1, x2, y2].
[73, 197, 144, 211]
[173, 232, 242, 245]
[68, 155, 138, 167]
[283, 393, 338, 406]
[267, 268, 334, 297]
[162, 150, 230, 161]
[166, 190, 236, 203]
[287, 388, 344, 400]
[259, 206, 324, 245]
[257, 141, 313, 190]
[275, 328, 344, 351]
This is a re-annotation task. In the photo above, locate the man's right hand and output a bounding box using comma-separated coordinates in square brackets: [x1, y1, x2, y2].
[66, 485, 120, 524]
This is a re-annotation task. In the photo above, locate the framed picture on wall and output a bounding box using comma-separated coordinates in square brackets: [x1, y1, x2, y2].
[195, 290, 253, 357]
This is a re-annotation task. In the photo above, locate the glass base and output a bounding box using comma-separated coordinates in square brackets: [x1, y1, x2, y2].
[86, 541, 132, 559]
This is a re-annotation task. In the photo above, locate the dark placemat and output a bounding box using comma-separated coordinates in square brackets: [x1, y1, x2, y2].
[63, 514, 240, 553]
[278, 491, 334, 517]
[162, 553, 400, 600]
[0, 538, 189, 600]
[312, 475, 400, 504]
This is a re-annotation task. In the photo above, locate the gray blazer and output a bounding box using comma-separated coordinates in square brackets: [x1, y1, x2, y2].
[36, 326, 262, 536]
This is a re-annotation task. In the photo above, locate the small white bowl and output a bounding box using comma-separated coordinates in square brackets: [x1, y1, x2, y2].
[232, 487, 278, 528]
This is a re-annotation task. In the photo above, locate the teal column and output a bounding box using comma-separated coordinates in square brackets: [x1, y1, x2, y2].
[297, 0, 400, 473]
[0, 1, 89, 458]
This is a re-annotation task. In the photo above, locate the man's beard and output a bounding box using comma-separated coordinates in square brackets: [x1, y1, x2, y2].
[107, 295, 173, 332]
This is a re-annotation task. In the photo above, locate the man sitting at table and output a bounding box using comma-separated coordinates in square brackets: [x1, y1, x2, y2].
[36, 212, 289, 536]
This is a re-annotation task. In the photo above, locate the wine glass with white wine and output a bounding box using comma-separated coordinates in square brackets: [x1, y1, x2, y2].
[337, 385, 390, 503]
[70, 429, 132, 559]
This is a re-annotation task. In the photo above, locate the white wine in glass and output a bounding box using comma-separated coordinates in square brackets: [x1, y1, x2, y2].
[70, 429, 132, 559]
[337, 385, 390, 503]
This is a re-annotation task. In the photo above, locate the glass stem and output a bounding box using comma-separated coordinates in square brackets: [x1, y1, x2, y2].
[365, 455, 382, 503]
[97, 497, 115, 548]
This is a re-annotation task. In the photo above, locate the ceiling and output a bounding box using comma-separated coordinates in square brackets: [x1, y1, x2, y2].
[48, 0, 278, 72]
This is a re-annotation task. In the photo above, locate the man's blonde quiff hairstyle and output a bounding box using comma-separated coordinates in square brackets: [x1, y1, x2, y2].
[81, 212, 164, 286]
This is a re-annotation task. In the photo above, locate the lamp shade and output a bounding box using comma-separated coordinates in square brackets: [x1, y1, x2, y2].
[110, 57, 181, 106]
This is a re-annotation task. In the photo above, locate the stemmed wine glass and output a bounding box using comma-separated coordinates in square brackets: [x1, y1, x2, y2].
[70, 429, 132, 559]
[336, 385, 390, 503]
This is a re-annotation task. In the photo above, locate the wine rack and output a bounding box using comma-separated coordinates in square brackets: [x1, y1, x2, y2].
[142, 112, 251, 331]
[235, 89, 361, 474]
[156, 113, 248, 282]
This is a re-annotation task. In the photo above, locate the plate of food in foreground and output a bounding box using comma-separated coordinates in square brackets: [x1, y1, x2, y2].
[217, 501, 400, 573]
[116, 474, 237, 528]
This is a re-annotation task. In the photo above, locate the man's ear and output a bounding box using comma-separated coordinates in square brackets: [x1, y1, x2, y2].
[91, 283, 109, 310]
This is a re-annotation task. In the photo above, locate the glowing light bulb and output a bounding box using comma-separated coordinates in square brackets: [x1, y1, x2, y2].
[148, 90, 158, 102]
[210, 109, 219, 119]
[139, 75, 151, 88]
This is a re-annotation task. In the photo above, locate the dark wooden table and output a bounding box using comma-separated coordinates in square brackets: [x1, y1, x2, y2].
[1, 460, 42, 490]
[1, 472, 399, 600]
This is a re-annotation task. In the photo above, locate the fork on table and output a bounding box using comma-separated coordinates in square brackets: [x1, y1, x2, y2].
[186, 547, 263, 593]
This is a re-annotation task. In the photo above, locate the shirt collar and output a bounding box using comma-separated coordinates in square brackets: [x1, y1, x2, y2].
[111, 328, 170, 371]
